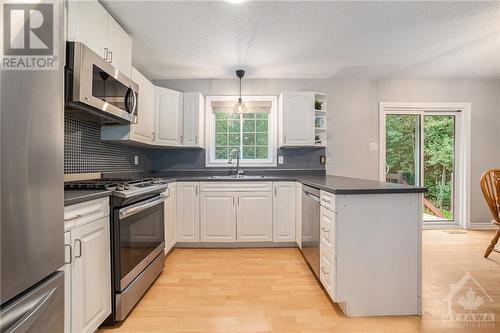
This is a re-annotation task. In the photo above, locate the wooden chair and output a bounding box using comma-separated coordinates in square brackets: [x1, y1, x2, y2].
[480, 169, 500, 258]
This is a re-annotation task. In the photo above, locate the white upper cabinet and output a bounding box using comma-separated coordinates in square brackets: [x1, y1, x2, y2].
[106, 15, 132, 77]
[182, 92, 205, 148]
[200, 192, 236, 242]
[155, 87, 183, 146]
[67, 0, 132, 77]
[101, 67, 155, 145]
[278, 92, 327, 147]
[237, 192, 273, 242]
[273, 182, 296, 242]
[176, 182, 200, 242]
[130, 68, 155, 143]
[67, 0, 108, 59]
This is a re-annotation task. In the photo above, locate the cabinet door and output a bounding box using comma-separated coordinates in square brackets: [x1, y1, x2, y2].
[182, 92, 204, 147]
[320, 206, 336, 257]
[107, 16, 132, 77]
[155, 87, 183, 146]
[273, 182, 296, 242]
[176, 182, 200, 242]
[295, 182, 302, 248]
[71, 218, 111, 333]
[200, 192, 236, 242]
[280, 92, 315, 146]
[67, 0, 108, 59]
[237, 192, 273, 242]
[130, 68, 154, 144]
[164, 185, 177, 253]
[64, 232, 71, 333]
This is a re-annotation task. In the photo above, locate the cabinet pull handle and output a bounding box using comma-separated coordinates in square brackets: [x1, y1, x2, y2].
[64, 214, 81, 222]
[195, 186, 198, 196]
[74, 239, 82, 258]
[233, 197, 235, 206]
[108, 51, 113, 63]
[321, 227, 329, 233]
[151, 132, 155, 141]
[238, 196, 240, 206]
[104, 48, 108, 61]
[64, 244, 72, 264]
[320, 266, 329, 275]
[283, 135, 287, 143]
[274, 187, 277, 196]
[179, 135, 183, 143]
[195, 135, 198, 144]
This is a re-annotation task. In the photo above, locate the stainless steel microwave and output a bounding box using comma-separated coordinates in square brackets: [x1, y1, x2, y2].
[65, 42, 138, 124]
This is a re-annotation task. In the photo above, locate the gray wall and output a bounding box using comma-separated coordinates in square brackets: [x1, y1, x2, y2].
[155, 78, 500, 225]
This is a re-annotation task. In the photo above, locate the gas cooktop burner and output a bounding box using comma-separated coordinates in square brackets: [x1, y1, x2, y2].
[64, 178, 167, 197]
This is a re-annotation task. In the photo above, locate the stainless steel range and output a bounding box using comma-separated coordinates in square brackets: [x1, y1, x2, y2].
[66, 178, 168, 324]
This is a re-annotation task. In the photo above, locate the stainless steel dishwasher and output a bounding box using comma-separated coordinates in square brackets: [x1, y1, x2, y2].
[300, 185, 321, 278]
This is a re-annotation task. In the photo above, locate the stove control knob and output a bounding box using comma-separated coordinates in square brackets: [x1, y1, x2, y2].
[124, 184, 130, 190]
[116, 184, 124, 191]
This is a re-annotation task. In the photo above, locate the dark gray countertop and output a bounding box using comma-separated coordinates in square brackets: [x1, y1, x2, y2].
[64, 173, 425, 206]
[64, 189, 112, 206]
[159, 174, 426, 194]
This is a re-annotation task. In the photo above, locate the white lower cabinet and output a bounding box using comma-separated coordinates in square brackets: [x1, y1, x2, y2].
[295, 182, 302, 248]
[200, 192, 236, 242]
[176, 182, 200, 242]
[272, 182, 296, 242]
[237, 192, 273, 242]
[64, 198, 111, 333]
[319, 193, 337, 304]
[199, 182, 274, 243]
[164, 183, 177, 253]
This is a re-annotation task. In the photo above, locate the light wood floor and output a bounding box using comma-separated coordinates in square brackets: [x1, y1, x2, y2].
[100, 230, 500, 333]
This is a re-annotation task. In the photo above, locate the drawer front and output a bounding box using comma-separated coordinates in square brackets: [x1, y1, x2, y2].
[320, 250, 336, 302]
[320, 206, 336, 257]
[200, 182, 272, 192]
[64, 197, 109, 231]
[320, 190, 336, 212]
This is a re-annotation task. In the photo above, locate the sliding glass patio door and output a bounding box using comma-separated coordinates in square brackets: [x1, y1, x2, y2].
[383, 112, 457, 223]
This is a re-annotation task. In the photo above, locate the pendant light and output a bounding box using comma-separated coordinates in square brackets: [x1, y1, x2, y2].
[233, 69, 247, 114]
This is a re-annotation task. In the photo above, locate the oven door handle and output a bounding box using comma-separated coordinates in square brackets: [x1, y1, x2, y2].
[119, 194, 167, 219]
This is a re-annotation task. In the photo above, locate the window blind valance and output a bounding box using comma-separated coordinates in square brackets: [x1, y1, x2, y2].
[211, 100, 272, 113]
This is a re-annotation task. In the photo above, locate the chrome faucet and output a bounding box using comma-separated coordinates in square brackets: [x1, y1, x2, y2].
[229, 149, 244, 177]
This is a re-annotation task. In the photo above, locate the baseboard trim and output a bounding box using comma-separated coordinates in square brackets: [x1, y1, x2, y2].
[174, 242, 298, 248]
[468, 222, 497, 230]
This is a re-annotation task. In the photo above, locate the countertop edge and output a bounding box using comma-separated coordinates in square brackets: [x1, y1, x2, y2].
[64, 190, 112, 207]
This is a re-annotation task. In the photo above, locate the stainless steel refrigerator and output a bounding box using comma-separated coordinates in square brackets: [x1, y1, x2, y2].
[0, 1, 64, 331]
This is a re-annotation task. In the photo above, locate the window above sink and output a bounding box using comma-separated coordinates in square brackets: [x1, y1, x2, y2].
[205, 96, 278, 168]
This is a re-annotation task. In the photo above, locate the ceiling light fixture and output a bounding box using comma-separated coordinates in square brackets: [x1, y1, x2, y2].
[233, 69, 247, 114]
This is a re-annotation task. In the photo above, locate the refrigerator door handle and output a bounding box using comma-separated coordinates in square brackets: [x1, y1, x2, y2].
[0, 287, 56, 332]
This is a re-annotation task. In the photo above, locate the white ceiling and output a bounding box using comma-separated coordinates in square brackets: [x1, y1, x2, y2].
[102, 1, 500, 80]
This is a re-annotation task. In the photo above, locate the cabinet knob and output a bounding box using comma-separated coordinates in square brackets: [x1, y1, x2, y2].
[320, 266, 329, 275]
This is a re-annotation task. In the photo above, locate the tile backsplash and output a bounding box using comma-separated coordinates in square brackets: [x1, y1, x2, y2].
[64, 114, 325, 174]
[64, 115, 150, 174]
[151, 147, 325, 171]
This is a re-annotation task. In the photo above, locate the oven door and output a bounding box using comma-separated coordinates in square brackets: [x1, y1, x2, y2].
[115, 194, 166, 291]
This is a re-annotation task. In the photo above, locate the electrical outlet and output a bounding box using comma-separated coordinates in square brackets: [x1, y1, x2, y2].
[369, 142, 378, 151]
[134, 156, 139, 165]
[278, 156, 284, 164]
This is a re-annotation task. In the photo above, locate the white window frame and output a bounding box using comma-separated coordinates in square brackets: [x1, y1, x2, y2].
[379, 102, 471, 229]
[205, 95, 278, 167]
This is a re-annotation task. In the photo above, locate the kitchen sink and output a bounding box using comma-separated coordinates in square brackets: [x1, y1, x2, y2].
[208, 175, 267, 179]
